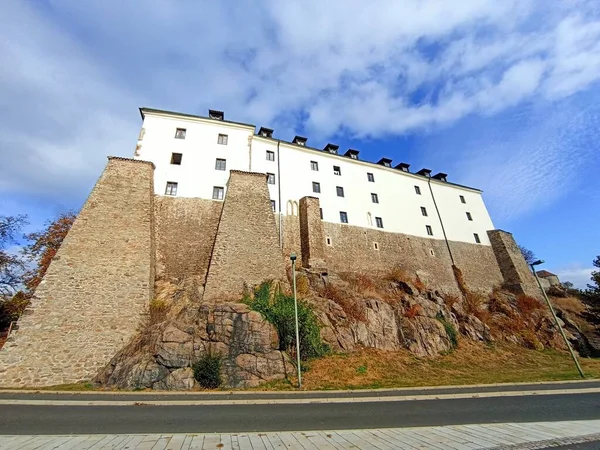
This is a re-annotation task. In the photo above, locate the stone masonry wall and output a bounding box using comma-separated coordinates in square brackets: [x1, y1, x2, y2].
[321, 222, 462, 294]
[155, 196, 222, 283]
[203, 171, 287, 302]
[278, 214, 302, 268]
[450, 242, 504, 293]
[0, 157, 155, 387]
[299, 197, 326, 270]
[488, 230, 540, 297]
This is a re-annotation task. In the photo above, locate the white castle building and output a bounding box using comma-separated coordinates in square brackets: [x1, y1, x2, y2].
[134, 107, 495, 247]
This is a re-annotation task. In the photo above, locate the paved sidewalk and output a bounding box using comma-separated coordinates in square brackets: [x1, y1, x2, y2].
[2, 420, 600, 449]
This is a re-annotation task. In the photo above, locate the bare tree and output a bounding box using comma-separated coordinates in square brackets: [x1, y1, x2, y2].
[0, 215, 27, 298]
[519, 245, 537, 266]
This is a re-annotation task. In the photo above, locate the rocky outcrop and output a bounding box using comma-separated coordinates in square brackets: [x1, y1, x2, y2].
[96, 295, 293, 389]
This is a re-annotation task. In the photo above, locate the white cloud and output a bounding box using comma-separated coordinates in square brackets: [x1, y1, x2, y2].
[1, 0, 600, 210]
[554, 266, 594, 290]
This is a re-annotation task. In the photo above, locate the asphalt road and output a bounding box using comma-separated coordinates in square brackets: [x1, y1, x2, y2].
[1, 391, 599, 435]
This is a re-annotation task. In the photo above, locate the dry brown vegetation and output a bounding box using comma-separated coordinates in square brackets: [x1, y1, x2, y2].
[318, 282, 367, 322]
[257, 342, 600, 390]
[403, 304, 421, 319]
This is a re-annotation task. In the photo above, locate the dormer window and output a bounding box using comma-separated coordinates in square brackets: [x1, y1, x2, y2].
[324, 143, 339, 154]
[395, 162, 410, 172]
[293, 136, 307, 146]
[417, 168, 432, 177]
[258, 127, 274, 138]
[345, 149, 360, 160]
[208, 109, 224, 120]
[432, 172, 448, 182]
[377, 158, 392, 168]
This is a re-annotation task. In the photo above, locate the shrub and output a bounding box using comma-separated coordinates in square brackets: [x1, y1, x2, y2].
[516, 295, 543, 316]
[452, 265, 468, 296]
[403, 304, 421, 319]
[192, 354, 222, 389]
[463, 291, 488, 321]
[436, 312, 458, 349]
[148, 299, 168, 325]
[247, 282, 329, 360]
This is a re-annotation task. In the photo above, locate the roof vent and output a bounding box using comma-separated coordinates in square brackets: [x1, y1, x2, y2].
[208, 109, 224, 121]
[324, 143, 339, 154]
[258, 127, 274, 138]
[344, 149, 360, 160]
[417, 168, 432, 177]
[293, 136, 307, 146]
[377, 157, 393, 168]
[395, 162, 411, 172]
[432, 172, 448, 182]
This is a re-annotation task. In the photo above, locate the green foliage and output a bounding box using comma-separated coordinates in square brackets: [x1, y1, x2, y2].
[192, 354, 222, 389]
[436, 312, 458, 350]
[581, 255, 600, 312]
[356, 364, 368, 375]
[246, 281, 329, 361]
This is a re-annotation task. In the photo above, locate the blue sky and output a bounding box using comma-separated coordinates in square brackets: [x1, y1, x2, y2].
[1, 0, 599, 287]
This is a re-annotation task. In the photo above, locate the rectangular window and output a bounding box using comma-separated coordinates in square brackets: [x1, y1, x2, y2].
[421, 206, 428, 217]
[217, 134, 228, 145]
[375, 217, 384, 228]
[266, 150, 275, 161]
[312, 182, 321, 193]
[271, 200, 276, 212]
[460, 195, 466, 204]
[336, 186, 344, 197]
[215, 158, 226, 171]
[212, 186, 224, 200]
[267, 173, 276, 184]
[367, 172, 375, 182]
[340, 211, 348, 223]
[371, 193, 379, 203]
[415, 186, 422, 195]
[474, 233, 481, 244]
[311, 161, 319, 171]
[170, 153, 182, 165]
[426, 225, 433, 236]
[165, 182, 178, 196]
[333, 166, 341, 176]
[175, 128, 186, 139]
[466, 212, 473, 221]
[320, 208, 323, 219]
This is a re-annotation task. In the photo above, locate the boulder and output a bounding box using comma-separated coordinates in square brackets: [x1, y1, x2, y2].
[154, 368, 197, 390]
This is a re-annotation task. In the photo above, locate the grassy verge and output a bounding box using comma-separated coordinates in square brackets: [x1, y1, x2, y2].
[252, 342, 600, 390]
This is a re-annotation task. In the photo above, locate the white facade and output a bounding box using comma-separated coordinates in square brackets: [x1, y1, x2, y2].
[134, 108, 496, 245]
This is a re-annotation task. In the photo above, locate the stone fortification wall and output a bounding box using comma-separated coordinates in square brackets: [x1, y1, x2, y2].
[488, 230, 540, 297]
[278, 214, 302, 267]
[155, 196, 222, 283]
[0, 158, 155, 387]
[203, 171, 287, 302]
[320, 222, 461, 294]
[450, 243, 504, 293]
[299, 197, 326, 270]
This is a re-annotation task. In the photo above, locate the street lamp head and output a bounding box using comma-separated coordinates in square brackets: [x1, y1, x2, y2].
[290, 253, 297, 262]
[531, 260, 545, 267]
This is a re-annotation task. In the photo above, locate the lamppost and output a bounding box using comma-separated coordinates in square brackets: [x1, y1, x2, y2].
[530, 260, 585, 378]
[290, 253, 302, 388]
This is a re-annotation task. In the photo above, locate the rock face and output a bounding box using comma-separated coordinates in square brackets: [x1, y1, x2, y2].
[96, 301, 292, 389]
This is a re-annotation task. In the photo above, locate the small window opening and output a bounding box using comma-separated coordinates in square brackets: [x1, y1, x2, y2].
[312, 182, 321, 193]
[215, 158, 226, 170]
[217, 134, 228, 145]
[415, 186, 422, 195]
[474, 233, 481, 244]
[333, 166, 341, 176]
[373, 242, 379, 250]
[311, 161, 319, 171]
[175, 128, 186, 139]
[266, 150, 275, 161]
[426, 225, 433, 236]
[165, 182, 178, 196]
[212, 186, 224, 200]
[367, 172, 375, 182]
[375, 217, 384, 228]
[371, 193, 379, 203]
[460, 195, 466, 204]
[466, 212, 473, 221]
[267, 173, 276, 184]
[326, 237, 332, 246]
[340, 211, 348, 223]
[171, 153, 182, 165]
[421, 206, 428, 217]
[336, 186, 344, 197]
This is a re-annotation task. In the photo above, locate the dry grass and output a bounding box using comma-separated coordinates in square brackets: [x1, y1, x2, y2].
[296, 274, 310, 298]
[414, 277, 426, 292]
[552, 296, 588, 316]
[148, 299, 168, 325]
[385, 266, 413, 285]
[260, 342, 600, 390]
[516, 295, 544, 315]
[320, 283, 367, 322]
[443, 294, 460, 310]
[403, 304, 421, 319]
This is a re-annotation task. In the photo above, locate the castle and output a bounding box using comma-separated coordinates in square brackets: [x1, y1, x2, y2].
[0, 107, 539, 387]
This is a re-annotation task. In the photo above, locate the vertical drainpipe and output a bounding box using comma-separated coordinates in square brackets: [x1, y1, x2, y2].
[276, 140, 283, 248]
[428, 178, 455, 265]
